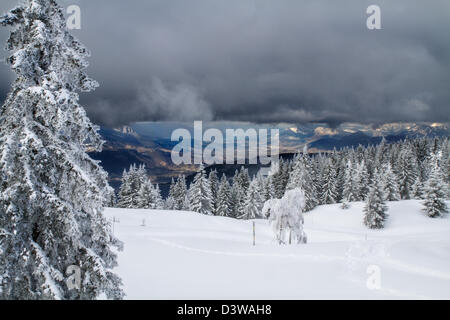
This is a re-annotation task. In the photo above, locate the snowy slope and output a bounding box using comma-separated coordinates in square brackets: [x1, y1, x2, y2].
[104, 200, 450, 300]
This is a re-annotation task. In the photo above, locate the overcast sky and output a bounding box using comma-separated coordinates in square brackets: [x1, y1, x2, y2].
[1, 0, 449, 127]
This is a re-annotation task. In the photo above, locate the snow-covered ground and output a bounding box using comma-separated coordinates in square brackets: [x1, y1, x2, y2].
[104, 200, 450, 300]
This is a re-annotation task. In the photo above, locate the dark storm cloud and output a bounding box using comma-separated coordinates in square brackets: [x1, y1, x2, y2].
[1, 0, 449, 126]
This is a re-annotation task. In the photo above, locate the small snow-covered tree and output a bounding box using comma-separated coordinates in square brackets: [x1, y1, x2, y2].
[363, 169, 388, 229]
[320, 158, 337, 204]
[263, 188, 307, 244]
[342, 159, 357, 203]
[228, 180, 240, 218]
[171, 175, 188, 210]
[216, 174, 232, 217]
[357, 160, 369, 201]
[411, 176, 424, 200]
[117, 168, 133, 208]
[136, 177, 163, 210]
[153, 185, 164, 210]
[133, 164, 148, 207]
[287, 152, 318, 211]
[423, 153, 448, 218]
[396, 147, 417, 200]
[383, 163, 401, 201]
[137, 178, 156, 209]
[239, 179, 263, 220]
[188, 164, 213, 215]
[208, 170, 219, 215]
[233, 167, 251, 214]
[117, 164, 146, 208]
[0, 0, 123, 299]
[164, 196, 176, 210]
[263, 175, 276, 202]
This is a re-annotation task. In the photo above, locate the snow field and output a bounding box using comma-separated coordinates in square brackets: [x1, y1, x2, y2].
[105, 200, 450, 299]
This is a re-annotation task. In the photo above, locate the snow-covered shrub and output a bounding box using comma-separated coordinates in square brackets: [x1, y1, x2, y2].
[263, 188, 307, 244]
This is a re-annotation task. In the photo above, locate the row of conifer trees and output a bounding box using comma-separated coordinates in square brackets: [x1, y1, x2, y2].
[116, 136, 449, 228]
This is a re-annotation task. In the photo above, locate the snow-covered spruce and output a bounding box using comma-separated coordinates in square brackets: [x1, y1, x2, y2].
[216, 174, 232, 217]
[168, 175, 189, 211]
[286, 149, 318, 212]
[382, 163, 401, 201]
[422, 153, 448, 218]
[239, 179, 264, 220]
[0, 0, 123, 299]
[117, 164, 145, 209]
[208, 170, 219, 216]
[320, 158, 338, 204]
[363, 169, 389, 229]
[188, 164, 213, 215]
[116, 164, 163, 210]
[263, 188, 307, 244]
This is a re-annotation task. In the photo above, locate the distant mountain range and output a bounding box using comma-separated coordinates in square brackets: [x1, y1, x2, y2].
[89, 122, 449, 194]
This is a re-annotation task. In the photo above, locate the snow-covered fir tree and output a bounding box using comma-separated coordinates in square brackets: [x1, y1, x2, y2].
[342, 159, 357, 203]
[153, 185, 164, 210]
[117, 168, 133, 208]
[262, 175, 276, 202]
[411, 176, 425, 200]
[0, 0, 123, 299]
[382, 163, 401, 201]
[422, 153, 448, 218]
[320, 158, 338, 204]
[363, 169, 388, 229]
[164, 195, 176, 210]
[137, 177, 156, 209]
[117, 164, 146, 209]
[136, 177, 163, 210]
[170, 175, 188, 211]
[287, 151, 318, 211]
[188, 164, 213, 215]
[356, 160, 369, 201]
[208, 170, 219, 215]
[239, 179, 263, 220]
[232, 167, 251, 216]
[396, 147, 418, 200]
[216, 174, 232, 217]
[228, 179, 240, 218]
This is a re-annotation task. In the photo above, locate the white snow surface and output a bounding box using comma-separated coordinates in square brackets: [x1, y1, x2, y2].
[105, 200, 450, 300]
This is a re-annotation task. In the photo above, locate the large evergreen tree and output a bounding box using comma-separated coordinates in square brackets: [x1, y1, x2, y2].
[0, 0, 123, 299]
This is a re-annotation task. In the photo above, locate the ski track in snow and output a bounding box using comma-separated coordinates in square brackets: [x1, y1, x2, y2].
[144, 236, 344, 262]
